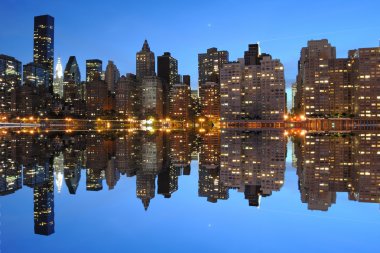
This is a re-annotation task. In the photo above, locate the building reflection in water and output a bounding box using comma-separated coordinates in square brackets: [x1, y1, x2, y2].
[0, 130, 379, 236]
[293, 132, 380, 211]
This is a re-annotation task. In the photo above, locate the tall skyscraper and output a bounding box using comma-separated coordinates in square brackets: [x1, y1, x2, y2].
[157, 52, 179, 117]
[136, 40, 155, 79]
[53, 57, 64, 97]
[86, 59, 102, 82]
[295, 39, 345, 117]
[105, 60, 120, 93]
[0, 54, 22, 117]
[198, 47, 229, 86]
[64, 56, 81, 85]
[33, 15, 54, 84]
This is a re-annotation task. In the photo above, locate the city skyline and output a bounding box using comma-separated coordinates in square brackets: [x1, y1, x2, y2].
[2, 0, 380, 91]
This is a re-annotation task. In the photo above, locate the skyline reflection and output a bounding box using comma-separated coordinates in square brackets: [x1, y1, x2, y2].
[1, 129, 379, 236]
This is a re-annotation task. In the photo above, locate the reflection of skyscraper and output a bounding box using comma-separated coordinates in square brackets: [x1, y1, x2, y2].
[136, 132, 163, 210]
[220, 130, 286, 206]
[0, 136, 21, 195]
[350, 133, 380, 203]
[198, 131, 229, 203]
[34, 167, 55, 235]
[33, 15, 54, 84]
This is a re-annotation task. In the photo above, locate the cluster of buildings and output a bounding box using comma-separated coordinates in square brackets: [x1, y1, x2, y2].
[0, 15, 194, 122]
[2, 15, 380, 123]
[293, 39, 380, 119]
[198, 45, 286, 122]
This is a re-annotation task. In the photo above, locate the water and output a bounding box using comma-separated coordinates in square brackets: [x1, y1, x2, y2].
[0, 129, 379, 253]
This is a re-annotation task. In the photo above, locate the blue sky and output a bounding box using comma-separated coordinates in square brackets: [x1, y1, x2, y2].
[1, 0, 380, 90]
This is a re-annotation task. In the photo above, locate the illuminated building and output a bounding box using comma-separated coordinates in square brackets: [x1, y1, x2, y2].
[0, 54, 22, 117]
[295, 39, 353, 117]
[199, 81, 220, 121]
[53, 57, 64, 97]
[169, 83, 191, 121]
[198, 47, 229, 86]
[157, 52, 179, 117]
[115, 74, 140, 119]
[86, 59, 102, 82]
[33, 15, 54, 84]
[136, 40, 155, 79]
[349, 47, 380, 118]
[141, 76, 163, 119]
[22, 62, 50, 116]
[105, 60, 120, 93]
[220, 49, 285, 121]
[23, 62, 49, 88]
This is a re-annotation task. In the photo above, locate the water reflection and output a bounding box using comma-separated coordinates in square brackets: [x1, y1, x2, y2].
[0, 130, 379, 236]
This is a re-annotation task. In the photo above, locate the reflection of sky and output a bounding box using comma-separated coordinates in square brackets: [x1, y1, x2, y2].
[1, 159, 379, 253]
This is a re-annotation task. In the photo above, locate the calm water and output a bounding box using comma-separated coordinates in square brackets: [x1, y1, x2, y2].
[0, 130, 379, 253]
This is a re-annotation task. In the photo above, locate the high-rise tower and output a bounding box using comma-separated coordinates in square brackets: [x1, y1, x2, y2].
[33, 15, 54, 84]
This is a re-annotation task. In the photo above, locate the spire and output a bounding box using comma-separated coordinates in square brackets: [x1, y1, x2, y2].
[55, 57, 63, 79]
[142, 198, 151, 211]
[142, 39, 150, 52]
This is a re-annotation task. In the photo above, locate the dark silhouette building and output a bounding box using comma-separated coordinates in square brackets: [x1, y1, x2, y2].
[33, 15, 54, 84]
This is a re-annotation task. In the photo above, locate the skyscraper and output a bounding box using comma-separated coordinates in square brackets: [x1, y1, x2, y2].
[115, 74, 140, 119]
[33, 15, 54, 84]
[169, 83, 191, 122]
[295, 39, 343, 117]
[141, 76, 163, 119]
[105, 60, 120, 93]
[0, 54, 22, 117]
[157, 52, 179, 117]
[136, 40, 155, 79]
[86, 59, 102, 82]
[198, 47, 229, 86]
[349, 47, 380, 118]
[53, 57, 64, 97]
[64, 56, 81, 85]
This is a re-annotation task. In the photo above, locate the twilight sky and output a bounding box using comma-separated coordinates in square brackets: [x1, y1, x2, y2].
[1, 0, 380, 89]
